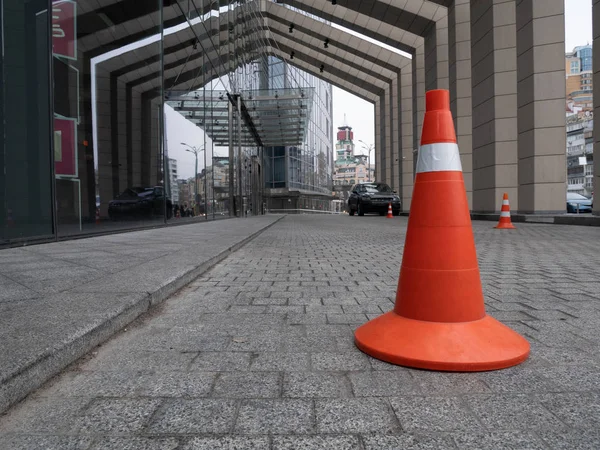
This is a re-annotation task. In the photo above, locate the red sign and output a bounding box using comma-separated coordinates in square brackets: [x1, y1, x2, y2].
[54, 117, 78, 177]
[52, 1, 76, 60]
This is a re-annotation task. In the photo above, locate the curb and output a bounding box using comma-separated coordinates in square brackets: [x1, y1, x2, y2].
[401, 211, 600, 227]
[0, 216, 285, 415]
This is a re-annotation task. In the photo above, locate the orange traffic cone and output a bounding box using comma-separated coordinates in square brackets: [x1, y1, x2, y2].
[495, 193, 515, 229]
[354, 89, 530, 372]
[386, 202, 393, 218]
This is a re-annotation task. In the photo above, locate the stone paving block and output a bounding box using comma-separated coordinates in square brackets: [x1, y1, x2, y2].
[34, 371, 141, 398]
[190, 352, 252, 371]
[349, 371, 419, 396]
[540, 429, 600, 450]
[136, 372, 216, 397]
[146, 399, 237, 434]
[0, 274, 39, 303]
[287, 312, 329, 324]
[80, 350, 196, 372]
[538, 392, 600, 428]
[311, 352, 370, 371]
[283, 372, 351, 398]
[0, 397, 90, 433]
[391, 397, 482, 432]
[477, 367, 559, 393]
[250, 352, 310, 371]
[272, 435, 361, 450]
[542, 365, 600, 391]
[0, 435, 93, 450]
[181, 436, 270, 450]
[90, 437, 180, 450]
[451, 431, 547, 449]
[74, 398, 162, 433]
[235, 399, 314, 434]
[316, 398, 399, 433]
[412, 371, 491, 395]
[465, 394, 566, 430]
[327, 313, 368, 324]
[212, 372, 281, 398]
[361, 433, 457, 450]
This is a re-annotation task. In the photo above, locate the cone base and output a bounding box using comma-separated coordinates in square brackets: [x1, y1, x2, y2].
[354, 311, 530, 372]
[495, 223, 515, 229]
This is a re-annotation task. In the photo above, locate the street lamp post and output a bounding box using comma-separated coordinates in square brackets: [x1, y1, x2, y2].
[358, 140, 374, 182]
[181, 142, 205, 216]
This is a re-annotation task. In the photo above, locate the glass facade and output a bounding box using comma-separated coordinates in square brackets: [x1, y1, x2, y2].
[0, 0, 333, 245]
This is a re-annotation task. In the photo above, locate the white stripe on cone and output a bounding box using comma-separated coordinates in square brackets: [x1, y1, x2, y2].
[502, 200, 510, 206]
[416, 143, 462, 173]
[500, 211, 511, 218]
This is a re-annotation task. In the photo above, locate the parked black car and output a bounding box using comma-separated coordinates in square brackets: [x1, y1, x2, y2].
[108, 187, 172, 220]
[348, 182, 401, 216]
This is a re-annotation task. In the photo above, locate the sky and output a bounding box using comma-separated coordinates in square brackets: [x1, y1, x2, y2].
[162, 0, 593, 180]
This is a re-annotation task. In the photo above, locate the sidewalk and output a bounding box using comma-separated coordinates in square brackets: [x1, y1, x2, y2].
[0, 215, 283, 414]
[1, 215, 599, 449]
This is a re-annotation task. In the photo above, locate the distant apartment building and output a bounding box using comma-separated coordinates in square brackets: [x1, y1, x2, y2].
[566, 45, 593, 111]
[168, 158, 179, 204]
[566, 112, 594, 196]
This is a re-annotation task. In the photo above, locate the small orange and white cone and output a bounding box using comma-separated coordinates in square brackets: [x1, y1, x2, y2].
[386, 202, 393, 218]
[495, 193, 515, 229]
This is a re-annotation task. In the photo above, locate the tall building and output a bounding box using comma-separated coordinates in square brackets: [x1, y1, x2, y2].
[261, 56, 334, 212]
[167, 159, 179, 205]
[332, 122, 374, 205]
[566, 45, 593, 111]
[566, 112, 594, 196]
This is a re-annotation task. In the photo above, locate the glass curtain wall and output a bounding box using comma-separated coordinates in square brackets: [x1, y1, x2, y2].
[1, 0, 54, 244]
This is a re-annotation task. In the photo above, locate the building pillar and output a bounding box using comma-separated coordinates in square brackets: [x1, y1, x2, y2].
[384, 88, 392, 188]
[471, 0, 518, 213]
[401, 67, 414, 211]
[449, 0, 473, 208]
[391, 78, 400, 193]
[375, 98, 383, 183]
[594, 0, 600, 215]
[516, 0, 566, 213]
[425, 15, 450, 91]
[412, 44, 425, 174]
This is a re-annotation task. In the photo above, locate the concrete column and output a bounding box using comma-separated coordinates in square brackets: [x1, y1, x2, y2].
[516, 0, 566, 213]
[471, 0, 518, 213]
[384, 88, 392, 187]
[130, 88, 143, 187]
[392, 73, 402, 195]
[425, 15, 450, 91]
[375, 98, 382, 182]
[95, 69, 114, 216]
[594, 0, 600, 215]
[449, 0, 473, 208]
[401, 68, 414, 211]
[412, 44, 426, 173]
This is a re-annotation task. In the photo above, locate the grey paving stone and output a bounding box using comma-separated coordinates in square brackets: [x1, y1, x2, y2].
[0, 274, 39, 303]
[327, 313, 368, 324]
[235, 399, 314, 434]
[477, 367, 559, 393]
[540, 428, 600, 450]
[272, 435, 361, 450]
[465, 394, 566, 430]
[250, 352, 310, 371]
[412, 371, 491, 395]
[136, 372, 216, 397]
[190, 352, 252, 371]
[73, 398, 162, 433]
[0, 435, 93, 450]
[80, 350, 196, 372]
[451, 431, 547, 449]
[311, 352, 370, 371]
[349, 371, 419, 396]
[316, 398, 398, 433]
[35, 371, 142, 398]
[0, 397, 90, 433]
[181, 436, 270, 449]
[391, 397, 482, 432]
[283, 372, 351, 398]
[90, 437, 180, 450]
[538, 392, 600, 428]
[213, 372, 281, 398]
[146, 399, 237, 434]
[361, 433, 457, 450]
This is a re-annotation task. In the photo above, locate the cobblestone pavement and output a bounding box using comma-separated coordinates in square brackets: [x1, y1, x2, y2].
[1, 215, 600, 449]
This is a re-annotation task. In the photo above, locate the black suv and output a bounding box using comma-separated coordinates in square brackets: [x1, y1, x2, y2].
[348, 182, 401, 216]
[108, 186, 172, 220]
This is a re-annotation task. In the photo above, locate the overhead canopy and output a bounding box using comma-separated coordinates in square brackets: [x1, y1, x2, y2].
[166, 87, 314, 147]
